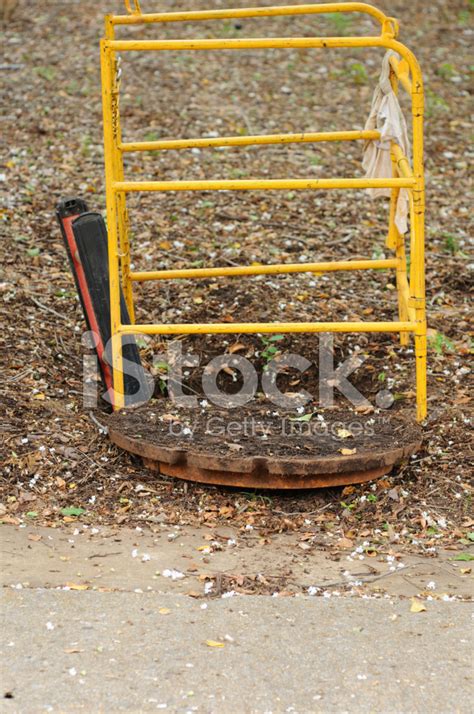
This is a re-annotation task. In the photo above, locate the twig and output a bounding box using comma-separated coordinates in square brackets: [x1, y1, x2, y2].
[274, 503, 335, 517]
[89, 412, 109, 434]
[27, 294, 72, 322]
[305, 565, 412, 590]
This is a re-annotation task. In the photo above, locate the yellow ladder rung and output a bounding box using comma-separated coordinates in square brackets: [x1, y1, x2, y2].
[119, 321, 416, 336]
[130, 259, 399, 282]
[120, 130, 380, 152]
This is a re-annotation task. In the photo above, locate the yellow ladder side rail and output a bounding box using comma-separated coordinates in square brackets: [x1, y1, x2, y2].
[104, 16, 135, 323]
[100, 40, 126, 405]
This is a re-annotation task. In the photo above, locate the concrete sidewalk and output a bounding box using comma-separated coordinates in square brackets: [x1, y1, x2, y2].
[1, 589, 472, 713]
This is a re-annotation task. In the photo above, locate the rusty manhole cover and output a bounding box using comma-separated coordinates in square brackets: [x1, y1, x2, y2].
[106, 404, 422, 489]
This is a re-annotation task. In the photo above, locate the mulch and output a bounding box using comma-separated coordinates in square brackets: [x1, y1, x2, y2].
[1, 1, 472, 553]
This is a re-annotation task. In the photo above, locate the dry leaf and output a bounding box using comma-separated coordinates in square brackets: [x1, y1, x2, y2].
[298, 542, 311, 551]
[355, 405, 374, 415]
[228, 342, 247, 354]
[205, 640, 224, 648]
[28, 533, 42, 542]
[159, 608, 171, 615]
[339, 448, 357, 455]
[410, 598, 426, 613]
[65, 583, 89, 591]
[337, 537, 354, 549]
[336, 428, 353, 439]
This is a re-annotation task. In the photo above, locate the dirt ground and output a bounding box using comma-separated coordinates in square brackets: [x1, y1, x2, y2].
[1, 0, 473, 587]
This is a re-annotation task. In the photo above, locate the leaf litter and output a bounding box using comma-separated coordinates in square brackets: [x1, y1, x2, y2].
[0, 0, 472, 597]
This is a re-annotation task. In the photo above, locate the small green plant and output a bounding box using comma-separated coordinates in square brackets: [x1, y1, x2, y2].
[153, 359, 170, 394]
[429, 331, 455, 355]
[259, 334, 285, 364]
[144, 131, 159, 142]
[326, 12, 352, 35]
[436, 63, 456, 80]
[458, 2, 473, 26]
[242, 492, 273, 507]
[349, 62, 369, 85]
[425, 88, 449, 118]
[443, 233, 461, 255]
[35, 66, 55, 81]
[340, 500, 356, 511]
[81, 134, 92, 158]
[377, 371, 386, 383]
[367, 494, 377, 503]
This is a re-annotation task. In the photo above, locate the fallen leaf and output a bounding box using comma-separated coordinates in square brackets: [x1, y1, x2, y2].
[228, 342, 247, 354]
[61, 506, 85, 517]
[451, 553, 474, 562]
[354, 405, 374, 415]
[298, 542, 311, 551]
[28, 533, 42, 542]
[65, 583, 89, 591]
[289, 413, 313, 422]
[410, 598, 427, 613]
[339, 448, 357, 455]
[337, 537, 354, 549]
[159, 608, 171, 615]
[460, 568, 471, 575]
[336, 428, 353, 439]
[205, 640, 224, 648]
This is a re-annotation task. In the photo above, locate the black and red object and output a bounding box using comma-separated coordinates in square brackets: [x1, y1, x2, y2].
[56, 197, 149, 407]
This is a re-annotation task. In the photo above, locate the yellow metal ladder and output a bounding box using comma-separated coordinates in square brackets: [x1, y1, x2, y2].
[100, 2, 427, 420]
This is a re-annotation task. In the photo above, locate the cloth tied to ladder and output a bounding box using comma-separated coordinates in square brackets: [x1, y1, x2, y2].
[362, 50, 410, 237]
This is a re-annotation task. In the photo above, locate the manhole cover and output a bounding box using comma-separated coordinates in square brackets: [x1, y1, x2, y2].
[107, 403, 422, 489]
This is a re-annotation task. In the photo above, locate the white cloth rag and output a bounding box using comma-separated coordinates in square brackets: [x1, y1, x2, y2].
[362, 50, 410, 235]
